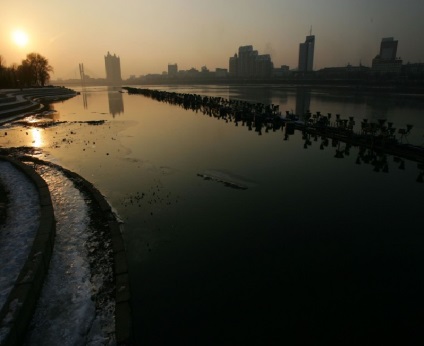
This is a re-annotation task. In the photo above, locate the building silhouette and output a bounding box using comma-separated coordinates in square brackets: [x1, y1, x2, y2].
[229, 45, 273, 78]
[379, 37, 398, 60]
[372, 37, 402, 74]
[104, 52, 122, 85]
[215, 68, 228, 78]
[168, 64, 178, 78]
[298, 35, 315, 72]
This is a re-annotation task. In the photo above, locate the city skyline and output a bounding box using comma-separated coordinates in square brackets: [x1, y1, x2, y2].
[1, 0, 423, 79]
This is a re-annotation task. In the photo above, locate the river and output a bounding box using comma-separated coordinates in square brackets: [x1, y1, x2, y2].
[1, 85, 423, 344]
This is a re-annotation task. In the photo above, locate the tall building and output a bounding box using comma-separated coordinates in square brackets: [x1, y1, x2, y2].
[104, 52, 122, 85]
[379, 37, 398, 60]
[229, 54, 238, 77]
[228, 45, 273, 78]
[168, 63, 178, 77]
[298, 35, 315, 72]
[372, 37, 402, 74]
[238, 45, 257, 77]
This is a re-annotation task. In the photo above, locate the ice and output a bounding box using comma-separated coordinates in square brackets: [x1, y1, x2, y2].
[0, 161, 40, 312]
[25, 166, 115, 345]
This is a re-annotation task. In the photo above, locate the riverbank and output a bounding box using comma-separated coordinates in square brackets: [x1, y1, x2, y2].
[0, 87, 78, 125]
[131, 79, 424, 95]
[50, 79, 424, 96]
[0, 151, 132, 345]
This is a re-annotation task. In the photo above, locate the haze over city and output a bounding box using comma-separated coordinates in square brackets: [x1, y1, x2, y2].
[1, 0, 424, 79]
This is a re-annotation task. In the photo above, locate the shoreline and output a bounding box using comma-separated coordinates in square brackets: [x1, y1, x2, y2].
[0, 152, 132, 345]
[0, 87, 78, 125]
[51, 80, 424, 96]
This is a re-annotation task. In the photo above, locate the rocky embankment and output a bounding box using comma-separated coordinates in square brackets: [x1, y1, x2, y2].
[0, 87, 77, 125]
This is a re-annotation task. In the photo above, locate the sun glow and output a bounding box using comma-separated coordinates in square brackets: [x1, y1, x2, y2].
[12, 30, 29, 47]
[31, 128, 43, 147]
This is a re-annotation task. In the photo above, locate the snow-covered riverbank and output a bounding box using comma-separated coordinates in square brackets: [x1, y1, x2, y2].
[0, 161, 40, 314]
[0, 153, 131, 345]
[25, 165, 115, 345]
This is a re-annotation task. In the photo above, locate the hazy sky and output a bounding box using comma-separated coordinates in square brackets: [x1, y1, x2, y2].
[1, 0, 423, 79]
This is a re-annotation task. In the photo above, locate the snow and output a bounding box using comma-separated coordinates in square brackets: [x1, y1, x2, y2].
[0, 161, 40, 311]
[0, 158, 115, 345]
[24, 165, 115, 345]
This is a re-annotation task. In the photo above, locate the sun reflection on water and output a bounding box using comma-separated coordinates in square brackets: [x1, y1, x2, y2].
[31, 128, 43, 147]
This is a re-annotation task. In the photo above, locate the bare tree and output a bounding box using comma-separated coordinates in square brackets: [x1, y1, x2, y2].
[20, 53, 54, 87]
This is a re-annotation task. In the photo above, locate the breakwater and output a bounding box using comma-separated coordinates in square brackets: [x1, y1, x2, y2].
[124, 87, 424, 168]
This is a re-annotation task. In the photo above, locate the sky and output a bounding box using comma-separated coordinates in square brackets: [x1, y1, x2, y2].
[1, 0, 423, 79]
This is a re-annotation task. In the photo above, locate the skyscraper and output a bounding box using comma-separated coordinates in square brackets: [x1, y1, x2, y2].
[104, 52, 122, 85]
[298, 35, 315, 72]
[168, 63, 178, 78]
[379, 37, 398, 60]
[372, 37, 402, 74]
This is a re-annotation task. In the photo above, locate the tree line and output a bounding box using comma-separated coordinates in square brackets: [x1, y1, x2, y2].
[0, 53, 53, 88]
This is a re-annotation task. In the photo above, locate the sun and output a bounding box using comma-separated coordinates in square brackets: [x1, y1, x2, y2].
[12, 30, 29, 47]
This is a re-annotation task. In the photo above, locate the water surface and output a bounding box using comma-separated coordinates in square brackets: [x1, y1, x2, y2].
[1, 85, 423, 343]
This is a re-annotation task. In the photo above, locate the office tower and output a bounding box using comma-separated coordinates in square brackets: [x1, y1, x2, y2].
[104, 52, 122, 85]
[379, 37, 398, 60]
[298, 35, 315, 72]
[228, 45, 273, 78]
[229, 54, 238, 77]
[168, 64, 178, 77]
[238, 45, 257, 77]
[372, 37, 402, 74]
